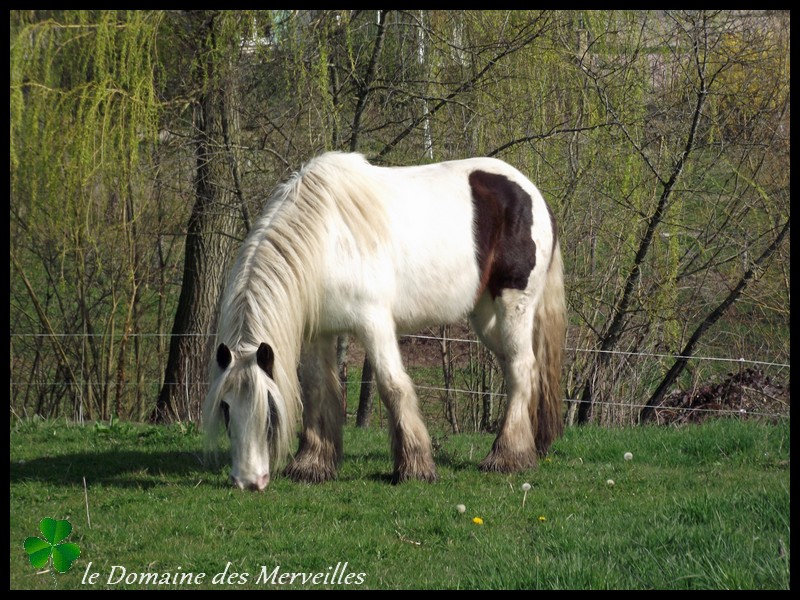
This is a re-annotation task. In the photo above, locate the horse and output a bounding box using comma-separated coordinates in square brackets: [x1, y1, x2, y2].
[203, 151, 566, 491]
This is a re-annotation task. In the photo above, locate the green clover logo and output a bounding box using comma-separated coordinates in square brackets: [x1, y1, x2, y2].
[24, 518, 81, 573]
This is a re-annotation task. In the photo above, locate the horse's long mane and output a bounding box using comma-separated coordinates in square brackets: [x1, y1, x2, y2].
[204, 152, 388, 468]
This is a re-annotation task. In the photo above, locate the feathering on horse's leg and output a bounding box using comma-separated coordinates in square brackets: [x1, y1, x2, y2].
[359, 318, 437, 484]
[284, 337, 344, 483]
[479, 289, 539, 473]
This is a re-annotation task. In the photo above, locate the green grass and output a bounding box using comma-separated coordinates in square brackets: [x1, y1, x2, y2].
[10, 418, 790, 589]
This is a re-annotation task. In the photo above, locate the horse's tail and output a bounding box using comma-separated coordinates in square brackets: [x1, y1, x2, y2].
[531, 239, 566, 455]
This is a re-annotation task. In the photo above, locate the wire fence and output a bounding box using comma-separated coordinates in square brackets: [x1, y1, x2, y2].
[9, 331, 791, 427]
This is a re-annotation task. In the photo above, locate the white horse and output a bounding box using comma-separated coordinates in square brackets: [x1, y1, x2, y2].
[203, 152, 565, 491]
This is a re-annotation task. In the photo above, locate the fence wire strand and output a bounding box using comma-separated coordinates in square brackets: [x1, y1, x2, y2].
[9, 331, 790, 422]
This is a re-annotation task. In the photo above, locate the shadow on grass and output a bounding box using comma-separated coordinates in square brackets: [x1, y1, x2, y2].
[365, 472, 396, 484]
[342, 448, 482, 476]
[9, 448, 222, 490]
[10, 435, 490, 491]
[10, 448, 497, 491]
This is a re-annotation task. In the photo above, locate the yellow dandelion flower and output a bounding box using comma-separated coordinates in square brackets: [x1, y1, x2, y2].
[538, 515, 547, 522]
[472, 517, 484, 525]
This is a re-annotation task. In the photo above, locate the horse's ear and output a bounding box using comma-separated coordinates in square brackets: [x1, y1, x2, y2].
[217, 343, 232, 370]
[256, 343, 274, 378]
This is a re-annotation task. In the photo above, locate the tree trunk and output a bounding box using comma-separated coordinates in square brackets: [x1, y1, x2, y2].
[441, 325, 459, 433]
[336, 335, 349, 410]
[152, 12, 241, 423]
[480, 346, 493, 432]
[355, 355, 374, 428]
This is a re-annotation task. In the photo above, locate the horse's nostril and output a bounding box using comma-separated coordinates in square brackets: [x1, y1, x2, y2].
[247, 473, 269, 491]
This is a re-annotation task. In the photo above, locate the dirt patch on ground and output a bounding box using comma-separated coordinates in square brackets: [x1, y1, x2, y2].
[652, 367, 790, 425]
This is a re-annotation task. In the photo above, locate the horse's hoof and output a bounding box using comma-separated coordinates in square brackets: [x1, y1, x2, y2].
[283, 459, 337, 484]
[478, 450, 537, 473]
[391, 464, 438, 484]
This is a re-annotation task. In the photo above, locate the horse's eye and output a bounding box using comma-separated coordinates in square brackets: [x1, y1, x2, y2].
[220, 401, 230, 431]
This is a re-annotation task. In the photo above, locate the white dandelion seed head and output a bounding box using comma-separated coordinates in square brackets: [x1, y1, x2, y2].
[624, 452, 633, 461]
[456, 504, 466, 514]
[522, 482, 531, 492]
[607, 479, 615, 486]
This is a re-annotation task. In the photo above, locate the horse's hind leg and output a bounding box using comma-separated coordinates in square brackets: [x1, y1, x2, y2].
[469, 291, 507, 373]
[284, 335, 344, 483]
[477, 289, 540, 473]
[359, 317, 437, 483]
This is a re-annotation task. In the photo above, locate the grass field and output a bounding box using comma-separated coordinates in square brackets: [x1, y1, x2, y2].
[10, 418, 790, 589]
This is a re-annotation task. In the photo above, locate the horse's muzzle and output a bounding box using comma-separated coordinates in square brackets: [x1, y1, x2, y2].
[229, 473, 269, 491]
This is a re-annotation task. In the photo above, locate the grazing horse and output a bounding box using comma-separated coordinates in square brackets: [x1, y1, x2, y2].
[203, 152, 565, 491]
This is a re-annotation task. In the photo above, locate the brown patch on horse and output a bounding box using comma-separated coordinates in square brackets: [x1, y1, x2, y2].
[469, 170, 537, 298]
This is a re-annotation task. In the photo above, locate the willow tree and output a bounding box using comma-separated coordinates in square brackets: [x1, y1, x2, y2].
[10, 11, 162, 420]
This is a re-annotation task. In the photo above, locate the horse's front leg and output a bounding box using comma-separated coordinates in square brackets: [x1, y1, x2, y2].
[360, 318, 438, 484]
[283, 336, 344, 483]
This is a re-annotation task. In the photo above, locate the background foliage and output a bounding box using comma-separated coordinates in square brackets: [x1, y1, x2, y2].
[10, 10, 790, 427]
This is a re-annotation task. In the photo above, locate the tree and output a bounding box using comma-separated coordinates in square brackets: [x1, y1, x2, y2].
[151, 11, 255, 422]
[10, 11, 162, 420]
[563, 10, 790, 424]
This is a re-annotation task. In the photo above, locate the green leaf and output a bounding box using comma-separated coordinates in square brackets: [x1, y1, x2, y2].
[52, 543, 81, 573]
[25, 519, 79, 573]
[24, 537, 52, 568]
[24, 536, 50, 554]
[39, 518, 72, 544]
